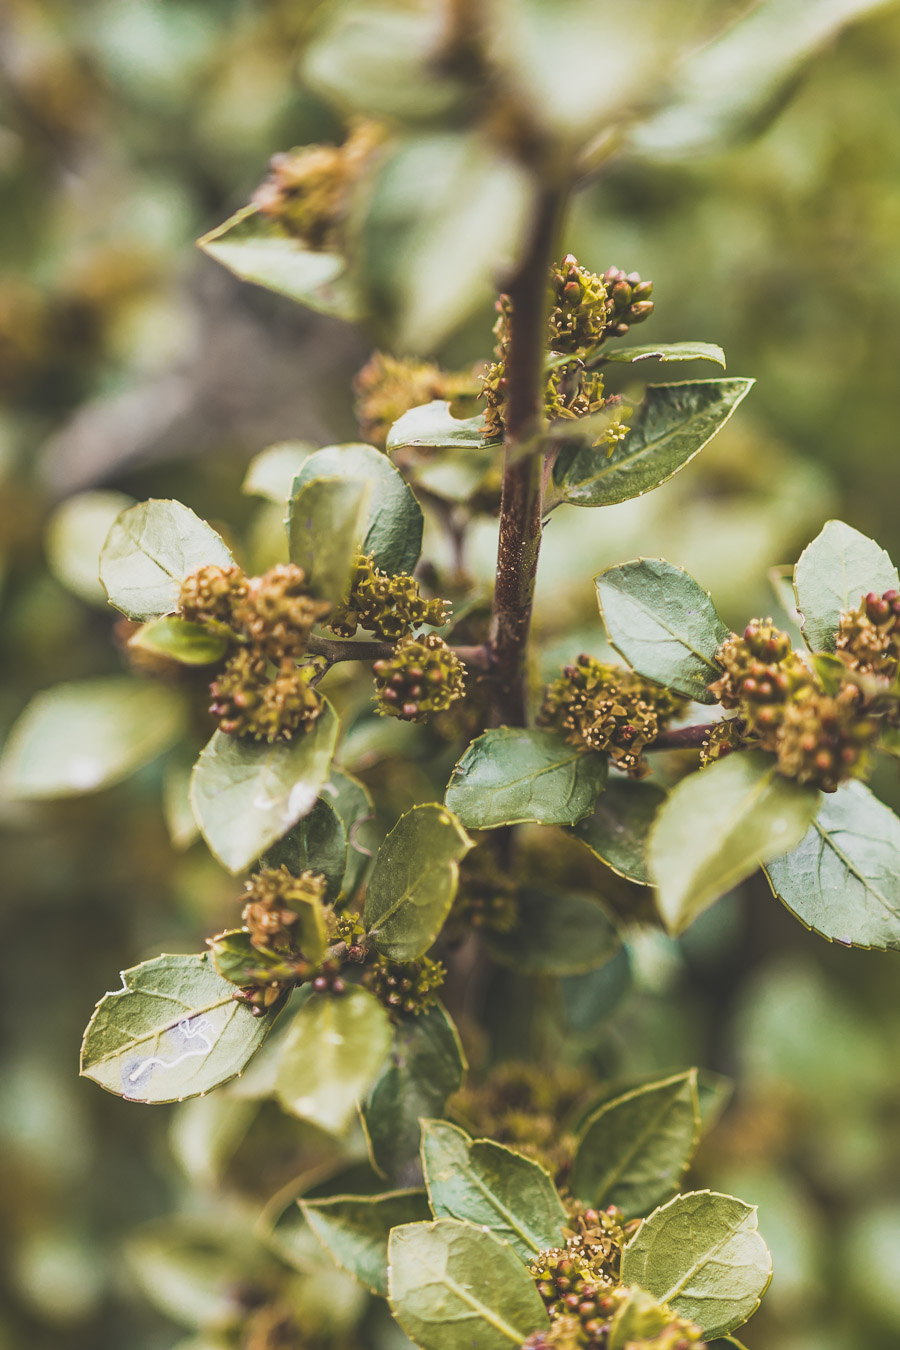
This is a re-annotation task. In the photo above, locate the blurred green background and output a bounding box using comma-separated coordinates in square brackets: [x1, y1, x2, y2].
[2, 2, 900, 1348]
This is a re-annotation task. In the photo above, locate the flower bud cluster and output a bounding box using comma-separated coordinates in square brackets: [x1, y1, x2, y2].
[208, 650, 322, 742]
[178, 562, 330, 743]
[329, 552, 450, 641]
[709, 619, 883, 791]
[252, 121, 383, 252]
[540, 656, 684, 778]
[363, 955, 445, 1018]
[209, 867, 329, 1015]
[600, 266, 655, 338]
[708, 619, 807, 736]
[373, 632, 467, 722]
[354, 350, 479, 449]
[481, 256, 648, 446]
[241, 867, 327, 955]
[523, 1271, 705, 1350]
[836, 588, 900, 678]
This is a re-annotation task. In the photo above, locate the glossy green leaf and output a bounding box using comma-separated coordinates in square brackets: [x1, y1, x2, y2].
[596, 558, 729, 702]
[99, 499, 234, 621]
[128, 616, 228, 666]
[648, 752, 821, 935]
[262, 796, 348, 905]
[600, 343, 727, 368]
[621, 1190, 772, 1338]
[0, 678, 186, 800]
[486, 888, 621, 976]
[572, 778, 667, 885]
[553, 380, 753, 508]
[301, 1190, 430, 1296]
[323, 771, 375, 898]
[572, 1071, 701, 1218]
[242, 441, 315, 503]
[764, 781, 900, 950]
[198, 205, 359, 319]
[421, 1119, 567, 1260]
[362, 1002, 466, 1186]
[45, 489, 135, 606]
[386, 400, 498, 453]
[794, 519, 898, 652]
[287, 475, 371, 604]
[388, 1219, 550, 1350]
[363, 804, 472, 961]
[629, 0, 900, 160]
[276, 988, 392, 1135]
[445, 728, 607, 829]
[80, 953, 281, 1103]
[190, 701, 339, 875]
[293, 443, 423, 576]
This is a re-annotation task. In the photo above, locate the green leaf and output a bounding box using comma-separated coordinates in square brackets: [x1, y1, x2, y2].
[387, 400, 499, 453]
[388, 1219, 550, 1350]
[287, 475, 371, 604]
[363, 804, 472, 961]
[276, 988, 392, 1136]
[552, 380, 753, 509]
[629, 0, 900, 160]
[323, 771, 375, 898]
[242, 441, 315, 503]
[362, 1001, 466, 1186]
[262, 796, 348, 906]
[601, 342, 726, 368]
[292, 443, 423, 576]
[420, 1119, 567, 1260]
[793, 519, 898, 652]
[764, 781, 900, 950]
[0, 678, 186, 800]
[128, 616, 228, 666]
[486, 888, 621, 976]
[621, 1190, 772, 1338]
[99, 499, 234, 621]
[572, 778, 667, 885]
[596, 558, 729, 702]
[197, 205, 359, 319]
[571, 1071, 701, 1218]
[189, 701, 339, 875]
[300, 1190, 430, 1297]
[648, 752, 821, 936]
[45, 489, 135, 606]
[386, 401, 500, 503]
[445, 728, 608, 829]
[80, 953, 281, 1103]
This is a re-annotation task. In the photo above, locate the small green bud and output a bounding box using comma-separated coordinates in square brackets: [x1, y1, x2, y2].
[373, 632, 466, 721]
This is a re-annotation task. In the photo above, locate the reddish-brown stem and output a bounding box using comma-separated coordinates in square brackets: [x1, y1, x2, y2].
[487, 185, 565, 727]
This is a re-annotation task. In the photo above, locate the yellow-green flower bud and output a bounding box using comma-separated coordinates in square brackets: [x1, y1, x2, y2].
[373, 633, 466, 721]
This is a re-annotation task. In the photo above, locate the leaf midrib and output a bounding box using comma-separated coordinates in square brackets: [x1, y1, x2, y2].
[581, 1079, 693, 1204]
[656, 1210, 753, 1304]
